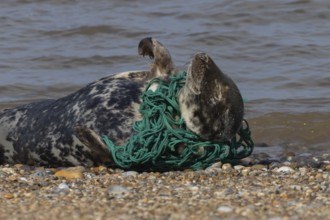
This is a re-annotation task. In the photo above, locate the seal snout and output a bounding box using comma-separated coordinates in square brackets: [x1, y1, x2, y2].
[192, 52, 210, 64]
[138, 37, 154, 59]
[189, 52, 212, 74]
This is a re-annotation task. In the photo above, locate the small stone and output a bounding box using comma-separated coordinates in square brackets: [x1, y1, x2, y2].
[280, 192, 288, 199]
[268, 217, 283, 220]
[241, 169, 250, 176]
[315, 173, 323, 180]
[209, 161, 222, 168]
[240, 157, 254, 166]
[324, 164, 330, 171]
[4, 194, 14, 199]
[55, 169, 84, 179]
[0, 171, 8, 177]
[19, 177, 28, 182]
[17, 165, 33, 174]
[58, 183, 70, 190]
[217, 205, 233, 213]
[122, 171, 139, 177]
[281, 151, 295, 161]
[276, 166, 295, 173]
[290, 185, 302, 191]
[30, 170, 52, 178]
[298, 167, 307, 173]
[107, 185, 130, 198]
[14, 164, 24, 169]
[308, 176, 315, 182]
[187, 184, 199, 193]
[222, 163, 233, 170]
[269, 162, 281, 170]
[91, 166, 108, 174]
[53, 183, 70, 194]
[1, 168, 15, 174]
[234, 165, 245, 170]
[66, 166, 86, 172]
[252, 164, 267, 170]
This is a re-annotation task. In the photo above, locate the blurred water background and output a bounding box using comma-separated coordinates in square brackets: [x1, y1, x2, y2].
[0, 0, 329, 155]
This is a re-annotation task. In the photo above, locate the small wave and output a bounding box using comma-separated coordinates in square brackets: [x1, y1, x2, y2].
[30, 55, 136, 69]
[44, 25, 125, 37]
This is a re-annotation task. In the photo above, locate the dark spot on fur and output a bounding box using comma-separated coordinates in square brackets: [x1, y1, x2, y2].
[0, 145, 4, 164]
[0, 75, 144, 166]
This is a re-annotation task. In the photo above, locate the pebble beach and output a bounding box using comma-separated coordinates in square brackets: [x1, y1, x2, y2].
[1, 152, 329, 220]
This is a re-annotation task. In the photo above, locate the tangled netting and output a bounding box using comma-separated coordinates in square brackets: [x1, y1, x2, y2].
[102, 72, 254, 171]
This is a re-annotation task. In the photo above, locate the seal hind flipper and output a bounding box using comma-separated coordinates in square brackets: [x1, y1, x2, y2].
[138, 37, 177, 81]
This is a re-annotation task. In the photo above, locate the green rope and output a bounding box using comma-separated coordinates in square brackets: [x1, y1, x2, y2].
[102, 72, 254, 171]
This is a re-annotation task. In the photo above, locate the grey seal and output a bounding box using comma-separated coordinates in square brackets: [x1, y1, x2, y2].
[0, 37, 176, 166]
[0, 38, 244, 167]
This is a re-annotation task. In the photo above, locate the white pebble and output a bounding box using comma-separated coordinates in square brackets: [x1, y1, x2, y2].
[210, 161, 222, 168]
[276, 166, 295, 173]
[217, 205, 233, 213]
[58, 183, 69, 189]
[20, 177, 28, 182]
[122, 171, 139, 177]
[222, 163, 233, 170]
[234, 165, 245, 170]
[108, 185, 130, 194]
[268, 217, 283, 220]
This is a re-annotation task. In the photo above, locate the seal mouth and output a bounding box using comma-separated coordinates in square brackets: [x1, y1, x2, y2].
[138, 37, 154, 59]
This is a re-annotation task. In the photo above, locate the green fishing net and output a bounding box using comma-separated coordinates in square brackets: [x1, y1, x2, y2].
[103, 72, 254, 171]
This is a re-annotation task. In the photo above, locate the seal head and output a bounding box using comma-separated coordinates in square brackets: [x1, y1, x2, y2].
[179, 53, 244, 142]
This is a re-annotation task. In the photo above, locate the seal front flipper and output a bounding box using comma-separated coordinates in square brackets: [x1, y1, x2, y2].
[75, 126, 114, 165]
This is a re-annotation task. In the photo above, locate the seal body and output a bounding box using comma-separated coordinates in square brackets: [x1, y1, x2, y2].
[0, 71, 148, 166]
[179, 53, 244, 142]
[0, 37, 176, 166]
[0, 38, 244, 167]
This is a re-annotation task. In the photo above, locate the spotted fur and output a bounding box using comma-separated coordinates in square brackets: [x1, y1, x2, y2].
[0, 38, 176, 166]
[0, 40, 244, 167]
